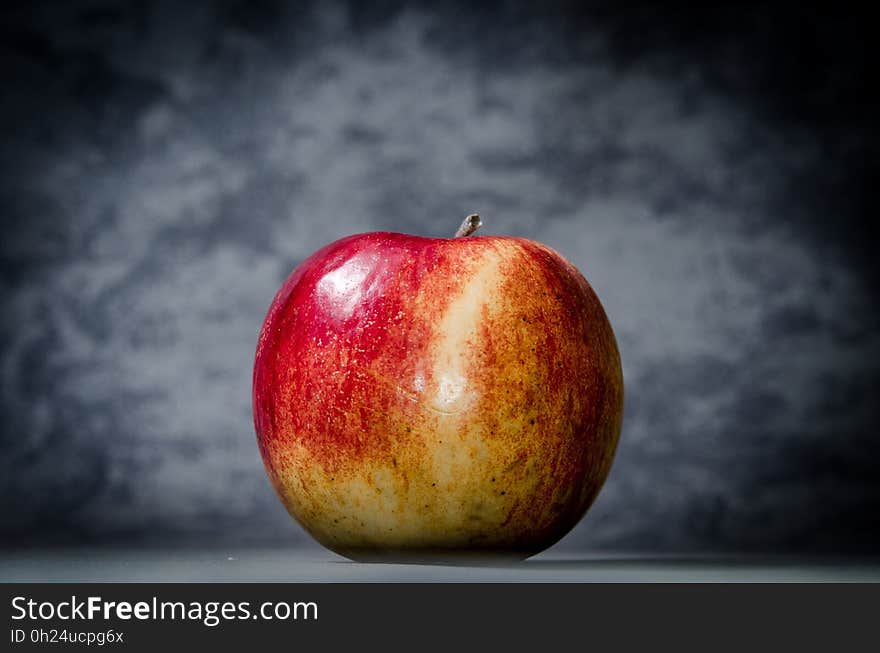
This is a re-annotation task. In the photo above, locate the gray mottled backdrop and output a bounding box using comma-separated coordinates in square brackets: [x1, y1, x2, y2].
[1, 1, 877, 553]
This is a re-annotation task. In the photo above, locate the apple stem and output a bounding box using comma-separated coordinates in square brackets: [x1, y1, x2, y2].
[454, 214, 482, 238]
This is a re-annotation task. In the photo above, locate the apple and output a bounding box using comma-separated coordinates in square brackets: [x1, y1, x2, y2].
[252, 215, 624, 561]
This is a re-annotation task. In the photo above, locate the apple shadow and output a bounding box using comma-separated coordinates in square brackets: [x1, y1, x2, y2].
[325, 553, 880, 573]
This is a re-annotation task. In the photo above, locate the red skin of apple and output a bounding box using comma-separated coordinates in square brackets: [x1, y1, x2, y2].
[253, 230, 623, 561]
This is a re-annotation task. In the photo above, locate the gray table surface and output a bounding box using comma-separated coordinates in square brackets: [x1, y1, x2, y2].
[2, 549, 878, 583]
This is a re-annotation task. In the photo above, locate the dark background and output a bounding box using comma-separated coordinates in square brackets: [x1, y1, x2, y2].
[1, 1, 877, 555]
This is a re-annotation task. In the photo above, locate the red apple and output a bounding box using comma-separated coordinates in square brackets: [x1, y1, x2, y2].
[253, 216, 623, 561]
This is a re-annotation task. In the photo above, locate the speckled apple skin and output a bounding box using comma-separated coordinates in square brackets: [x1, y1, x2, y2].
[253, 232, 623, 561]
